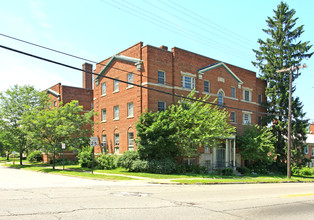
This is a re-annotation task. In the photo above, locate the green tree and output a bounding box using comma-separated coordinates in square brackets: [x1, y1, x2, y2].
[21, 101, 94, 169]
[136, 91, 235, 160]
[237, 125, 276, 172]
[252, 2, 313, 170]
[0, 85, 49, 165]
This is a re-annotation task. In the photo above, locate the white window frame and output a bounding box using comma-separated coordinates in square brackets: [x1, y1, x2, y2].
[242, 111, 252, 125]
[243, 89, 252, 102]
[127, 73, 133, 88]
[158, 101, 166, 111]
[218, 91, 224, 106]
[101, 108, 106, 122]
[204, 80, 210, 93]
[231, 111, 236, 123]
[113, 78, 119, 93]
[54, 101, 57, 107]
[102, 135, 107, 153]
[312, 148, 314, 156]
[101, 82, 106, 96]
[181, 75, 195, 90]
[158, 70, 165, 85]
[113, 105, 119, 120]
[304, 145, 309, 154]
[128, 132, 134, 151]
[231, 87, 236, 98]
[114, 133, 119, 154]
[127, 102, 134, 118]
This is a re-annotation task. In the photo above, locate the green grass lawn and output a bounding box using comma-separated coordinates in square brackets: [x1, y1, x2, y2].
[4, 163, 314, 184]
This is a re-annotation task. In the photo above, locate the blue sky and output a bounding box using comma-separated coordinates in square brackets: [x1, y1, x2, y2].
[0, 0, 313, 121]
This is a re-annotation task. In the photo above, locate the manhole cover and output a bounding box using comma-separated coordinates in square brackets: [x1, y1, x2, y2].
[111, 192, 151, 197]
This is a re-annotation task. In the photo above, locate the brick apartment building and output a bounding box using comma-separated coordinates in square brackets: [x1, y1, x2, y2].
[43, 63, 94, 162]
[305, 123, 314, 167]
[93, 42, 266, 169]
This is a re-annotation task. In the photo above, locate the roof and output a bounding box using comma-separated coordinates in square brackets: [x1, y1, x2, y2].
[306, 134, 314, 144]
[197, 62, 243, 84]
[95, 55, 143, 82]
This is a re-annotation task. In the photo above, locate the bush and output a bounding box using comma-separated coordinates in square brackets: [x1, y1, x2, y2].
[222, 168, 234, 176]
[131, 160, 149, 172]
[50, 158, 77, 165]
[78, 146, 94, 168]
[147, 158, 178, 174]
[184, 164, 208, 174]
[236, 167, 251, 175]
[117, 151, 140, 170]
[96, 154, 117, 170]
[298, 167, 313, 176]
[27, 151, 43, 162]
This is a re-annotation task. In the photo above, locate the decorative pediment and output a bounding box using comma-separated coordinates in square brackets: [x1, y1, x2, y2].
[95, 55, 143, 83]
[198, 62, 243, 85]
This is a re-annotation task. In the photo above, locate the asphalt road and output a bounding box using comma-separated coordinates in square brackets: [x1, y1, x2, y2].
[1, 165, 314, 219]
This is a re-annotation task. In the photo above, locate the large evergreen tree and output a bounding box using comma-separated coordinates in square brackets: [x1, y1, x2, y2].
[252, 2, 313, 170]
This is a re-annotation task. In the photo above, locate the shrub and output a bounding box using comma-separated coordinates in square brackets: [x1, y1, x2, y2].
[27, 151, 43, 162]
[298, 167, 312, 176]
[131, 160, 149, 172]
[236, 167, 251, 175]
[222, 168, 234, 176]
[184, 164, 207, 174]
[78, 146, 94, 168]
[117, 151, 140, 170]
[96, 154, 117, 170]
[50, 158, 77, 165]
[147, 158, 178, 174]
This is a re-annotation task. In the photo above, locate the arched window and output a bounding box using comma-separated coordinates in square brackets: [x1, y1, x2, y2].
[218, 91, 223, 106]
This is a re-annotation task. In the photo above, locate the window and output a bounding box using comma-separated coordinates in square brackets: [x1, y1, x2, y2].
[158, 71, 165, 85]
[114, 133, 119, 154]
[231, 112, 236, 123]
[218, 92, 223, 106]
[243, 89, 252, 102]
[231, 87, 236, 98]
[243, 112, 252, 125]
[258, 94, 262, 104]
[54, 101, 57, 107]
[127, 73, 133, 88]
[204, 80, 210, 93]
[127, 102, 134, 118]
[113, 79, 119, 92]
[312, 148, 314, 156]
[101, 108, 106, 122]
[158, 101, 166, 111]
[183, 158, 196, 166]
[101, 82, 106, 95]
[101, 135, 107, 153]
[258, 116, 263, 126]
[113, 106, 119, 120]
[181, 75, 195, 89]
[304, 145, 309, 154]
[128, 132, 134, 151]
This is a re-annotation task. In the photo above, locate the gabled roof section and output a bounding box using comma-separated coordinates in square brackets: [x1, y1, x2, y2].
[47, 89, 61, 101]
[95, 55, 143, 82]
[198, 62, 243, 84]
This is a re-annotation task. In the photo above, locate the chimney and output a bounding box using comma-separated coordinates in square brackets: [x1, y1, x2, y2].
[82, 63, 93, 89]
[159, 45, 168, 51]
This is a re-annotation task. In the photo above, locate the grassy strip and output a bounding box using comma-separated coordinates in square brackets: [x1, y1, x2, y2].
[6, 164, 135, 181]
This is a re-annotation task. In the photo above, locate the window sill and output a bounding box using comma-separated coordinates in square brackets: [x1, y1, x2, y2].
[126, 86, 134, 90]
[113, 118, 120, 121]
[231, 122, 237, 124]
[101, 120, 107, 123]
[113, 90, 120, 94]
[101, 94, 106, 97]
[127, 116, 134, 119]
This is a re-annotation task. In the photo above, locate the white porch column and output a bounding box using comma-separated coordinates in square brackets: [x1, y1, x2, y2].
[225, 140, 229, 167]
[233, 139, 236, 168]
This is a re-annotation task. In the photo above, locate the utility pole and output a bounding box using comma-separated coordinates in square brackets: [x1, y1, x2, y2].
[276, 64, 307, 179]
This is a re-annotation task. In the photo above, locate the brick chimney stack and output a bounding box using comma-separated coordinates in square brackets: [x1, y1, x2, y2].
[159, 45, 168, 51]
[82, 63, 93, 89]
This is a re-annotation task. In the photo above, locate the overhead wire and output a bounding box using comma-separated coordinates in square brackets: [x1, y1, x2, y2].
[0, 43, 284, 118]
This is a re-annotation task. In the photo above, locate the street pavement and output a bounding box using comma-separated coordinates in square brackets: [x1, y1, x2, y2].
[1, 165, 314, 219]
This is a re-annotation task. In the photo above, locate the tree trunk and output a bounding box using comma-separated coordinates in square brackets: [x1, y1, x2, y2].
[20, 146, 23, 165]
[53, 148, 55, 170]
[6, 152, 10, 161]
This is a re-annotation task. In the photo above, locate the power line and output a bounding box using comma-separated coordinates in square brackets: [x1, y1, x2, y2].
[0, 43, 278, 118]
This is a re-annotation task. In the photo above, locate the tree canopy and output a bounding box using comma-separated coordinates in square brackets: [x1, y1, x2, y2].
[0, 85, 49, 164]
[21, 100, 94, 169]
[136, 91, 235, 161]
[252, 2, 313, 170]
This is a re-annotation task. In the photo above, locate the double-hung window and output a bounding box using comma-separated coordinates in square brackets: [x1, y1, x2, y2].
[231, 112, 236, 123]
[101, 108, 106, 122]
[127, 73, 133, 88]
[204, 80, 210, 93]
[128, 132, 134, 151]
[158, 101, 166, 111]
[258, 94, 262, 104]
[304, 145, 309, 154]
[113, 79, 119, 92]
[181, 75, 195, 89]
[113, 106, 119, 120]
[127, 102, 134, 118]
[312, 148, 314, 156]
[114, 133, 119, 154]
[231, 87, 236, 98]
[243, 89, 252, 102]
[218, 92, 224, 106]
[101, 82, 106, 95]
[101, 135, 107, 153]
[243, 112, 252, 125]
[158, 71, 165, 85]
